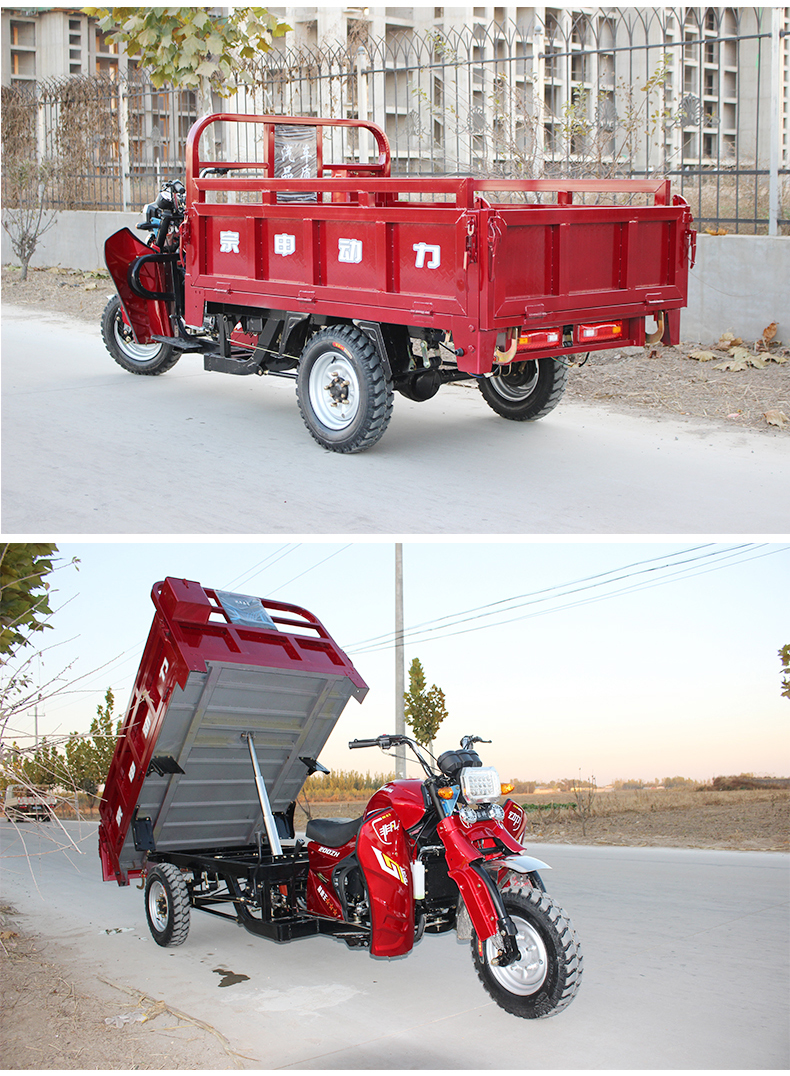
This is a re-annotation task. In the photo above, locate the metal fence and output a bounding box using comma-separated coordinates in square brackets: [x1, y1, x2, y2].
[2, 8, 787, 233]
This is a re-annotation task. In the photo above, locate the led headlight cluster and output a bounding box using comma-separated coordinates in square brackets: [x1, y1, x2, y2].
[459, 766, 501, 803]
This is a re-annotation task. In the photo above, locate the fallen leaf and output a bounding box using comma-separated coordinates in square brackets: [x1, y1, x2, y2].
[762, 321, 778, 344]
[83, 282, 98, 291]
[704, 226, 728, 235]
[0, 930, 19, 940]
[688, 350, 717, 362]
[714, 357, 749, 371]
[716, 332, 742, 350]
[764, 409, 788, 428]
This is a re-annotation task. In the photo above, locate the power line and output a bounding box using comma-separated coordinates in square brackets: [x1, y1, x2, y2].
[344, 544, 788, 656]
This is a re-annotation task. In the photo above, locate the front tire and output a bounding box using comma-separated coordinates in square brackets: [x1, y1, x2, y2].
[472, 888, 582, 1018]
[479, 358, 567, 421]
[101, 295, 180, 376]
[145, 863, 190, 947]
[296, 325, 394, 453]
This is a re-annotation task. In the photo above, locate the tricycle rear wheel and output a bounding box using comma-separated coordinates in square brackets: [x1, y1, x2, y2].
[479, 358, 567, 421]
[296, 325, 393, 453]
[101, 296, 180, 376]
[145, 863, 190, 947]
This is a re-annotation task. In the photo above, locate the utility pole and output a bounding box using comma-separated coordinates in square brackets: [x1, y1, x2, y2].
[394, 544, 405, 778]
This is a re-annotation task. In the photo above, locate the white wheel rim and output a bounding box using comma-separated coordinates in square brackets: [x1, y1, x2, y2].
[308, 352, 360, 431]
[490, 363, 539, 401]
[486, 914, 548, 995]
[148, 879, 169, 931]
[114, 313, 163, 360]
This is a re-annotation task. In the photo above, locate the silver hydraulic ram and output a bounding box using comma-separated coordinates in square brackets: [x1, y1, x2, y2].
[244, 731, 283, 856]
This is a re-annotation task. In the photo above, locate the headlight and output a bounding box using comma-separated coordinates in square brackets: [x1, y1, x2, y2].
[460, 766, 501, 803]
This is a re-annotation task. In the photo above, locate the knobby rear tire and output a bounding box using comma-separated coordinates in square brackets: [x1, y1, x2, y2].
[145, 863, 190, 947]
[296, 325, 394, 453]
[479, 358, 568, 421]
[101, 295, 180, 376]
[471, 887, 583, 1018]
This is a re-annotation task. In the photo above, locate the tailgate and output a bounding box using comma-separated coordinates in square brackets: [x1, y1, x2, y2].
[482, 200, 691, 330]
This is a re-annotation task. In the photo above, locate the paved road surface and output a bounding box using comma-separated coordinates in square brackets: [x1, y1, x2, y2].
[3, 305, 789, 534]
[1, 821, 787, 1069]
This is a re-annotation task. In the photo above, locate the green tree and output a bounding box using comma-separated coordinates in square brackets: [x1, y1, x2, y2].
[0, 544, 58, 656]
[85, 7, 290, 112]
[779, 645, 790, 701]
[403, 657, 449, 748]
[89, 688, 121, 785]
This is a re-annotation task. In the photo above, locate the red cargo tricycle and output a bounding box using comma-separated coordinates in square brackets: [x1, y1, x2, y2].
[99, 579, 582, 1018]
[103, 112, 695, 452]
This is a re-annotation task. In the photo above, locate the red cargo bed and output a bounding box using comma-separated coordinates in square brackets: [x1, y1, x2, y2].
[182, 114, 694, 371]
[99, 579, 367, 885]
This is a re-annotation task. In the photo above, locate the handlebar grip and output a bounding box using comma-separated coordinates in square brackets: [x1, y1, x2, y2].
[348, 738, 381, 749]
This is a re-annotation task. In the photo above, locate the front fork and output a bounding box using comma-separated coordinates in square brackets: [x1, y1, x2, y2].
[438, 816, 520, 966]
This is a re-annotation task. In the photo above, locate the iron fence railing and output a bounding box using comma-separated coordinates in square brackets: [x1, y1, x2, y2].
[2, 8, 787, 234]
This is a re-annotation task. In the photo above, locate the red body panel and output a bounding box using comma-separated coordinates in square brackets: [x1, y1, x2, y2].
[306, 838, 356, 920]
[104, 228, 173, 343]
[180, 114, 694, 373]
[356, 809, 414, 957]
[501, 799, 527, 843]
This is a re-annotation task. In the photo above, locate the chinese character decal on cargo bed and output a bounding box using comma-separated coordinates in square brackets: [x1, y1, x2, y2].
[413, 242, 441, 269]
[338, 238, 363, 264]
[274, 234, 296, 257]
[219, 230, 240, 254]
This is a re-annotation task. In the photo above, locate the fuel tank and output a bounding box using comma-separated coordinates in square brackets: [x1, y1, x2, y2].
[365, 779, 427, 830]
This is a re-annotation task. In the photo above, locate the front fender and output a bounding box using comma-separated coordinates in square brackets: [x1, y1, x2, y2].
[488, 853, 551, 875]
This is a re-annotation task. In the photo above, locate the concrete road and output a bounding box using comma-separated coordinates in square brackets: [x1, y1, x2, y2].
[1, 820, 787, 1069]
[3, 305, 790, 535]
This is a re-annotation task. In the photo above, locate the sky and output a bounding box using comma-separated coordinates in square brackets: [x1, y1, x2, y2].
[5, 539, 789, 786]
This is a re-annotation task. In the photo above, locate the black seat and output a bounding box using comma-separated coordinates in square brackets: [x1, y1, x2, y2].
[305, 816, 363, 848]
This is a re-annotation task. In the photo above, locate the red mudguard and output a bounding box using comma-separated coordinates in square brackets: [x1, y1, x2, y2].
[438, 814, 525, 941]
[356, 809, 414, 957]
[104, 227, 174, 344]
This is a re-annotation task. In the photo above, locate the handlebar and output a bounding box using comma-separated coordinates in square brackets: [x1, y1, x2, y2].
[348, 735, 410, 750]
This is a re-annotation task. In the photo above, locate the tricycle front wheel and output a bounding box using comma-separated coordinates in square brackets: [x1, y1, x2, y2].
[101, 296, 180, 376]
[479, 357, 567, 421]
[296, 325, 393, 453]
[471, 888, 582, 1018]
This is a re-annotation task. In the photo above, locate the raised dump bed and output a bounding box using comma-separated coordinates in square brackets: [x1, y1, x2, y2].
[99, 578, 367, 885]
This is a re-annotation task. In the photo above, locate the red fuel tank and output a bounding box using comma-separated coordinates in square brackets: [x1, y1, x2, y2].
[365, 779, 427, 831]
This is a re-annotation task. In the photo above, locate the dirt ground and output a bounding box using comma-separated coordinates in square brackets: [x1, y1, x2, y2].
[0, 903, 259, 1070]
[3, 264, 788, 435]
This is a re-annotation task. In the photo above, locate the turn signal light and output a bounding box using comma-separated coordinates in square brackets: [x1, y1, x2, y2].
[577, 321, 624, 342]
[518, 329, 562, 350]
[500, 782, 515, 795]
[437, 786, 456, 800]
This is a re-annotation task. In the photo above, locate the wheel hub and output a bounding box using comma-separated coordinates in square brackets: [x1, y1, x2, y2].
[487, 914, 548, 995]
[326, 372, 350, 406]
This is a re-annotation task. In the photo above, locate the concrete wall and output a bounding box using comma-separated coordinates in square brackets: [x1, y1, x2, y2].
[2, 210, 141, 273]
[3, 211, 788, 345]
[684, 234, 790, 343]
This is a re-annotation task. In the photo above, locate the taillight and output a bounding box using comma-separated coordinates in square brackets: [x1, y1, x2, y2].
[517, 328, 562, 350]
[576, 321, 624, 343]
